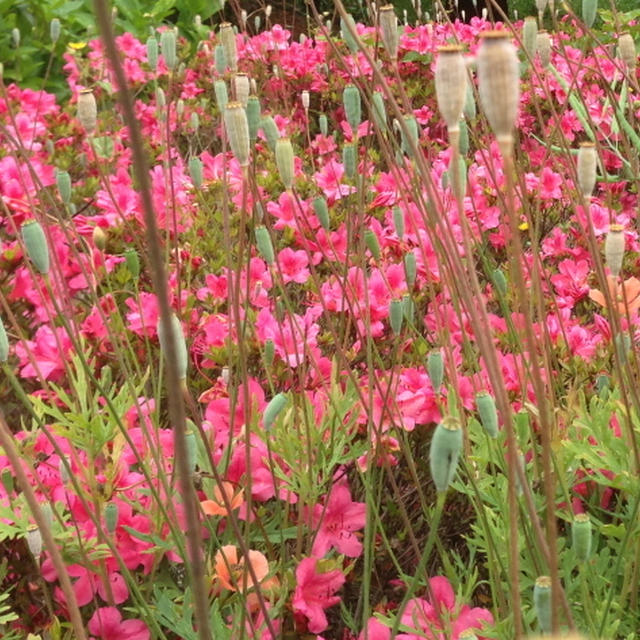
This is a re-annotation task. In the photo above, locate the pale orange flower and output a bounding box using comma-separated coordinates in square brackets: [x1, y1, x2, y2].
[589, 275, 640, 315]
[214, 544, 269, 592]
[201, 481, 244, 517]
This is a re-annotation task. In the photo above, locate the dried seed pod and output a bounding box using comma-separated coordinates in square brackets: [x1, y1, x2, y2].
[21, 221, 50, 275]
[536, 0, 549, 21]
[275, 137, 295, 190]
[605, 224, 625, 277]
[379, 5, 399, 61]
[523, 17, 538, 61]
[224, 102, 250, 167]
[254, 226, 274, 264]
[389, 299, 404, 335]
[477, 31, 520, 153]
[157, 314, 188, 381]
[533, 576, 552, 634]
[536, 31, 551, 68]
[572, 513, 592, 562]
[92, 226, 106, 251]
[219, 23, 238, 72]
[301, 90, 310, 110]
[429, 416, 463, 492]
[618, 33, 637, 73]
[26, 524, 42, 560]
[476, 391, 498, 438]
[77, 89, 97, 135]
[435, 45, 467, 133]
[233, 73, 250, 107]
[577, 142, 597, 197]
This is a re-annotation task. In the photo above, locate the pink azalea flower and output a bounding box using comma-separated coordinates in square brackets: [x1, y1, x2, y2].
[292, 557, 345, 634]
[277, 247, 310, 284]
[88, 607, 149, 640]
[15, 325, 73, 382]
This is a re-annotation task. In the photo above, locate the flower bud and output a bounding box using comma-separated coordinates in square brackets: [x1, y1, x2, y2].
[264, 339, 274, 368]
[477, 32, 520, 154]
[476, 392, 498, 438]
[364, 228, 380, 261]
[340, 14, 358, 53]
[435, 45, 467, 132]
[618, 33, 637, 73]
[50, 18, 61, 43]
[104, 502, 119, 534]
[400, 115, 419, 157]
[427, 350, 444, 392]
[11, 28, 20, 49]
[371, 91, 387, 131]
[0, 316, 8, 363]
[254, 15, 262, 32]
[157, 314, 188, 381]
[26, 524, 42, 561]
[214, 79, 228, 112]
[275, 137, 295, 190]
[582, 0, 597, 28]
[185, 426, 197, 474]
[463, 81, 476, 120]
[313, 196, 330, 230]
[343, 84, 362, 135]
[146, 36, 158, 71]
[56, 169, 72, 205]
[605, 224, 625, 277]
[255, 226, 274, 264]
[318, 113, 328, 137]
[219, 23, 238, 72]
[224, 102, 250, 167]
[189, 156, 203, 189]
[176, 99, 185, 119]
[458, 118, 469, 155]
[214, 44, 226, 74]
[156, 87, 166, 109]
[246, 95, 261, 143]
[523, 17, 538, 61]
[577, 142, 597, 197]
[379, 5, 399, 61]
[533, 576, 552, 634]
[233, 73, 250, 107]
[572, 513, 592, 562]
[429, 416, 463, 492]
[403, 294, 415, 323]
[389, 299, 404, 335]
[21, 221, 50, 275]
[1, 469, 13, 495]
[404, 251, 416, 288]
[92, 226, 106, 251]
[536, 31, 551, 68]
[124, 247, 140, 279]
[264, 393, 287, 430]
[343, 142, 357, 180]
[77, 89, 97, 135]
[160, 29, 177, 71]
[261, 116, 280, 152]
[190, 111, 199, 132]
[393, 206, 404, 239]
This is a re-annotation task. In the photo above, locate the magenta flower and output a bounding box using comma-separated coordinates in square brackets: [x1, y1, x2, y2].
[88, 607, 149, 640]
[292, 557, 345, 634]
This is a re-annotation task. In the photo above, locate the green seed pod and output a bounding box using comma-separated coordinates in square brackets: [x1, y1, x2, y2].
[246, 95, 261, 144]
[157, 314, 188, 381]
[104, 502, 119, 534]
[1, 469, 13, 495]
[463, 82, 476, 121]
[156, 87, 166, 109]
[190, 111, 199, 132]
[451, 155, 467, 201]
[533, 576, 552, 634]
[340, 14, 358, 53]
[364, 228, 380, 261]
[21, 221, 50, 275]
[393, 206, 404, 239]
[160, 29, 177, 71]
[404, 251, 416, 288]
[492, 268, 508, 296]
[0, 317, 7, 363]
[402, 294, 415, 324]
[124, 248, 140, 279]
[224, 102, 250, 167]
[189, 157, 203, 189]
[219, 23, 238, 72]
[261, 116, 280, 152]
[427, 350, 444, 392]
[146, 36, 158, 71]
[26, 524, 42, 560]
[319, 113, 328, 137]
[371, 91, 387, 131]
[50, 18, 61, 44]
[596, 373, 609, 397]
[11, 28, 20, 49]
[429, 416, 463, 493]
[343, 142, 357, 180]
[184, 427, 197, 474]
[275, 137, 295, 190]
[458, 118, 469, 155]
[214, 80, 228, 112]
[379, 5, 399, 61]
[313, 196, 330, 230]
[401, 115, 419, 157]
[615, 332, 631, 365]
[572, 513, 592, 562]
[255, 225, 275, 264]
[343, 84, 362, 134]
[476, 392, 498, 438]
[254, 15, 262, 32]
[56, 170, 72, 205]
[264, 393, 287, 430]
[523, 17, 538, 61]
[582, 0, 597, 28]
[389, 299, 403, 335]
[264, 338, 274, 367]
[214, 44, 227, 74]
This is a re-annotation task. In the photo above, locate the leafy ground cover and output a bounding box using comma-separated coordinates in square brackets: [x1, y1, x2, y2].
[0, 1, 639, 639]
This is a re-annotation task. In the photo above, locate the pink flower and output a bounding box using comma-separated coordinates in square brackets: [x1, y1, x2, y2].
[88, 607, 149, 640]
[292, 557, 345, 634]
[15, 325, 73, 382]
[309, 483, 366, 558]
[277, 248, 310, 284]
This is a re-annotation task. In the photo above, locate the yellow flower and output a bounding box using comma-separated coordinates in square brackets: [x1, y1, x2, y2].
[68, 42, 87, 50]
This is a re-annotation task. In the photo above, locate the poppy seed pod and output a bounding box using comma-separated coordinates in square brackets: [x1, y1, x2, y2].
[214, 80, 228, 112]
[189, 156, 203, 189]
[533, 576, 552, 634]
[261, 116, 280, 152]
[26, 524, 42, 560]
[264, 393, 287, 430]
[275, 138, 295, 191]
[50, 18, 61, 43]
[160, 29, 177, 71]
[476, 391, 498, 438]
[254, 226, 275, 264]
[56, 169, 72, 205]
[313, 196, 330, 230]
[364, 228, 380, 261]
[389, 299, 404, 335]
[536, 31, 551, 68]
[77, 89, 97, 135]
[435, 46, 467, 133]
[618, 33, 637, 73]
[536, 0, 549, 20]
[0, 316, 8, 363]
[477, 32, 520, 154]
[605, 224, 625, 277]
[393, 206, 405, 239]
[371, 91, 387, 131]
[157, 314, 188, 381]
[523, 17, 538, 61]
[379, 5, 399, 61]
[233, 73, 250, 107]
[246, 95, 261, 143]
[340, 14, 358, 53]
[427, 350, 444, 392]
[343, 84, 362, 134]
[319, 113, 329, 137]
[577, 142, 597, 197]
[343, 142, 357, 180]
[429, 416, 463, 492]
[219, 23, 238, 72]
[146, 36, 158, 71]
[21, 221, 50, 275]
[224, 102, 250, 167]
[582, 0, 597, 28]
[572, 513, 592, 562]
[104, 502, 119, 534]
[404, 251, 416, 288]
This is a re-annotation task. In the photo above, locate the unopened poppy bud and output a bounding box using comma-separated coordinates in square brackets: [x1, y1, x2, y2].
[77, 89, 97, 135]
[313, 196, 330, 230]
[393, 206, 404, 239]
[21, 221, 50, 275]
[234, 73, 250, 107]
[605, 224, 625, 277]
[92, 226, 106, 251]
[104, 502, 119, 534]
[1, 469, 13, 495]
[26, 524, 42, 560]
[11, 28, 20, 48]
[56, 170, 72, 204]
[264, 393, 287, 430]
[463, 82, 476, 120]
[254, 15, 262, 32]
[0, 316, 8, 363]
[264, 339, 274, 367]
[523, 17, 538, 61]
[389, 299, 404, 335]
[341, 14, 358, 53]
[146, 36, 158, 71]
[224, 102, 250, 167]
[124, 247, 140, 279]
[403, 294, 415, 324]
[189, 156, 203, 189]
[301, 90, 310, 110]
[577, 142, 597, 197]
[246, 95, 261, 143]
[50, 18, 61, 43]
[582, 0, 597, 28]
[476, 391, 498, 438]
[618, 33, 637, 72]
[255, 226, 274, 264]
[572, 513, 592, 562]
[214, 80, 228, 112]
[435, 46, 467, 133]
[533, 576, 552, 634]
[401, 115, 419, 157]
[319, 113, 329, 137]
[493, 268, 508, 296]
[156, 87, 166, 109]
[214, 45, 226, 74]
[157, 314, 188, 381]
[364, 228, 380, 261]
[185, 426, 197, 474]
[427, 350, 444, 392]
[59, 457, 71, 484]
[265, 4, 272, 18]
[404, 251, 416, 288]
[219, 23, 238, 72]
[477, 32, 520, 154]
[343, 142, 357, 179]
[536, 31, 551, 68]
[371, 91, 387, 131]
[261, 116, 280, 152]
[275, 138, 295, 191]
[615, 332, 631, 365]
[160, 29, 177, 70]
[459, 118, 469, 155]
[190, 111, 199, 132]
[450, 155, 467, 201]
[343, 84, 362, 134]
[429, 416, 463, 492]
[379, 5, 399, 61]
[241, 10, 248, 28]
[176, 99, 185, 119]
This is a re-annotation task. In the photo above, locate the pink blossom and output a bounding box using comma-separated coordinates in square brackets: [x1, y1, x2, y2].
[277, 247, 310, 283]
[15, 325, 73, 382]
[88, 607, 149, 640]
